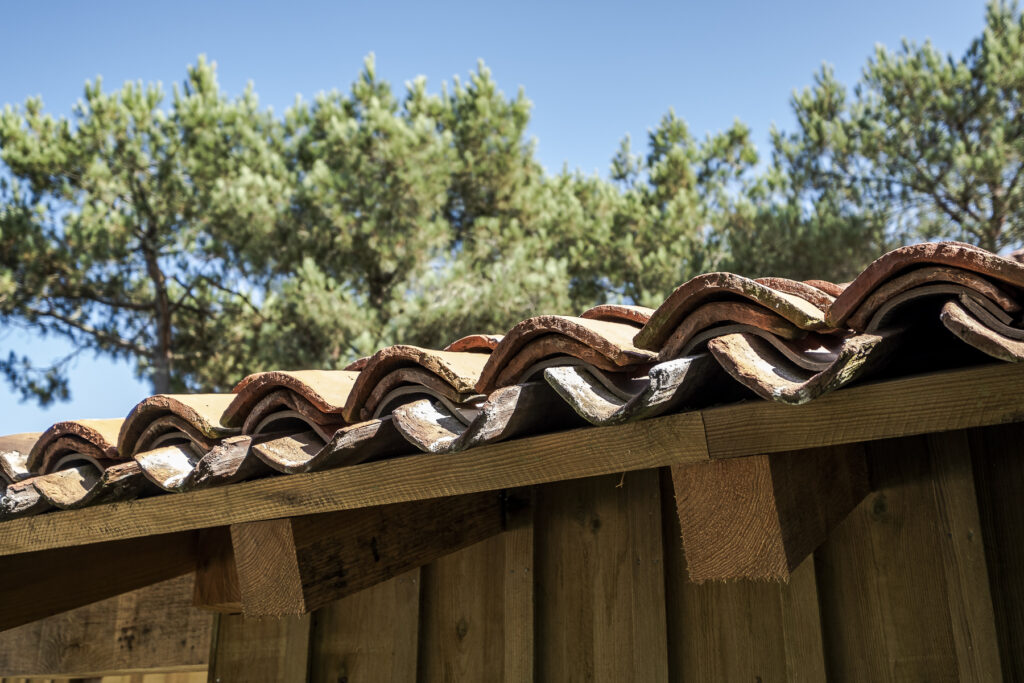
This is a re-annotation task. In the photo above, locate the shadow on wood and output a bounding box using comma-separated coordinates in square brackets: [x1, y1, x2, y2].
[224, 491, 508, 616]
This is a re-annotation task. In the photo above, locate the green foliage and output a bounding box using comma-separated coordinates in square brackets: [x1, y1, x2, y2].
[773, 0, 1024, 253]
[3, 1, 1024, 405]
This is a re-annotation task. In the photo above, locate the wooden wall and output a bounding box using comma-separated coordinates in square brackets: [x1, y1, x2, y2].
[9, 422, 1024, 682]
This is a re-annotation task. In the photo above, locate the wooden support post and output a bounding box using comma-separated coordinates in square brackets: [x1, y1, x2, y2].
[0, 531, 197, 632]
[225, 491, 506, 616]
[671, 443, 869, 581]
[0, 575, 211, 678]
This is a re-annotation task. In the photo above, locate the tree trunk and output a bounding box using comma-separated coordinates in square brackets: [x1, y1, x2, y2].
[142, 244, 173, 395]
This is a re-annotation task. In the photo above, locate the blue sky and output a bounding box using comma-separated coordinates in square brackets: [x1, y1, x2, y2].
[0, 0, 989, 433]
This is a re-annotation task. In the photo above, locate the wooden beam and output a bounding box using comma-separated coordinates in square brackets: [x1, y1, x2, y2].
[193, 527, 241, 613]
[0, 575, 211, 678]
[0, 409, 707, 556]
[671, 443, 869, 580]
[0, 362, 1021, 558]
[229, 491, 507, 616]
[702, 360, 1024, 459]
[971, 421, 1024, 679]
[0, 532, 197, 632]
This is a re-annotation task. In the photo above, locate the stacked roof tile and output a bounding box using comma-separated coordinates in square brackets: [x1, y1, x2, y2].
[3, 241, 1023, 519]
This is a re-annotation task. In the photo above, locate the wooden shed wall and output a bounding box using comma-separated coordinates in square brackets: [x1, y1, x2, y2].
[5, 421, 1023, 682]
[201, 421, 1024, 682]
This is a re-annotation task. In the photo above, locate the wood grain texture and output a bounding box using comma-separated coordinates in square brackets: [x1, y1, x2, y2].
[927, 430, 1003, 682]
[0, 532, 197, 632]
[0, 575, 210, 678]
[307, 571, 420, 683]
[814, 434, 1001, 682]
[192, 528, 240, 613]
[232, 492, 505, 616]
[659, 469, 827, 682]
[970, 421, 1024, 680]
[417, 490, 534, 682]
[703, 361, 1024, 458]
[0, 409, 707, 556]
[534, 471, 668, 682]
[206, 613, 310, 683]
[671, 443, 868, 580]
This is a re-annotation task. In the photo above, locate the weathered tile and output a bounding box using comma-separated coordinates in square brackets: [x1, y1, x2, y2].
[635, 272, 830, 352]
[476, 316, 656, 393]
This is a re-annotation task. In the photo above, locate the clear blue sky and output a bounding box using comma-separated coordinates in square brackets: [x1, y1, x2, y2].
[0, 0, 989, 434]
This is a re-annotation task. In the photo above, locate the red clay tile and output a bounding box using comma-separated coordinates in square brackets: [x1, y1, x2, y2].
[579, 304, 655, 327]
[707, 330, 901, 404]
[344, 346, 489, 422]
[828, 242, 1024, 327]
[634, 273, 830, 352]
[476, 316, 655, 393]
[543, 354, 721, 426]
[392, 382, 581, 454]
[443, 334, 504, 353]
[30, 461, 149, 510]
[118, 394, 237, 456]
[656, 301, 805, 360]
[755, 277, 837, 310]
[0, 433, 40, 484]
[27, 419, 124, 474]
[223, 370, 359, 428]
[842, 266, 1021, 331]
[240, 389, 346, 440]
[941, 299, 1024, 363]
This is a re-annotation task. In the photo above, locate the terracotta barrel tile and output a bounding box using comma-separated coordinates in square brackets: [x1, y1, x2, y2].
[634, 272, 829, 352]
[27, 418, 124, 474]
[118, 394, 237, 456]
[828, 241, 1024, 327]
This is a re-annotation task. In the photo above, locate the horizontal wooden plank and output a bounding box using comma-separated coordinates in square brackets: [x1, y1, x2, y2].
[0, 410, 707, 556]
[703, 361, 1024, 459]
[0, 532, 197, 632]
[0, 362, 1019, 557]
[0, 575, 210, 678]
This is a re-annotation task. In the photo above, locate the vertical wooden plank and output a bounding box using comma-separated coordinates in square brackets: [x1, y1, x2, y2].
[970, 421, 1024, 680]
[307, 571, 420, 683]
[534, 470, 668, 683]
[660, 469, 827, 682]
[417, 492, 533, 682]
[780, 557, 829, 683]
[815, 433, 1001, 682]
[927, 430, 1002, 682]
[206, 613, 310, 683]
